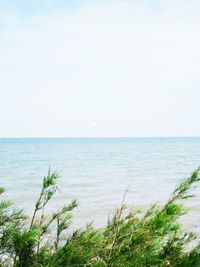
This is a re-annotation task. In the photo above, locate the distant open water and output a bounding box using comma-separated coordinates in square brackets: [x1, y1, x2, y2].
[0, 137, 200, 233]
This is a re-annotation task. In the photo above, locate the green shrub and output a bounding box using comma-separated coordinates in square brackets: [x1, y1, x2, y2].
[0, 168, 200, 266]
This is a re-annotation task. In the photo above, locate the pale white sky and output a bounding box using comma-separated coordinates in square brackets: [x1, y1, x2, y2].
[0, 0, 200, 137]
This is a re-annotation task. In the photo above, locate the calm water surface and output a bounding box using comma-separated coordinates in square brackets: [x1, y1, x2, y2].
[0, 137, 200, 232]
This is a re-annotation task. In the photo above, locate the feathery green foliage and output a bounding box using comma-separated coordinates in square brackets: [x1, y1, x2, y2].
[0, 168, 200, 266]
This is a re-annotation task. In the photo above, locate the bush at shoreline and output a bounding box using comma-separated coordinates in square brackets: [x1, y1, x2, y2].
[0, 168, 200, 266]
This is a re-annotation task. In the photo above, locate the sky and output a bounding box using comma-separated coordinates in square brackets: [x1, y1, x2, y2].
[0, 0, 200, 137]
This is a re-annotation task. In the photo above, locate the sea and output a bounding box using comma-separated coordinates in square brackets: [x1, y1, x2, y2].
[0, 137, 200, 233]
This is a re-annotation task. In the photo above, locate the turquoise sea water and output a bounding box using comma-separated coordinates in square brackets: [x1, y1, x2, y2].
[0, 137, 200, 231]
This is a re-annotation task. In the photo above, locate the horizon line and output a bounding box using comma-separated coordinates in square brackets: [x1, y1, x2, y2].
[0, 136, 200, 139]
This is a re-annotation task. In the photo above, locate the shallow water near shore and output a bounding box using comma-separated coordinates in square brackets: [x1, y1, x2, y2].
[0, 137, 200, 234]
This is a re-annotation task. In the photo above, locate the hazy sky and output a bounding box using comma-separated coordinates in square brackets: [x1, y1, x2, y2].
[1, 0, 200, 137]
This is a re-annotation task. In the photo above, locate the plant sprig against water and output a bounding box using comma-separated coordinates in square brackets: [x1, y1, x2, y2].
[0, 168, 200, 266]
